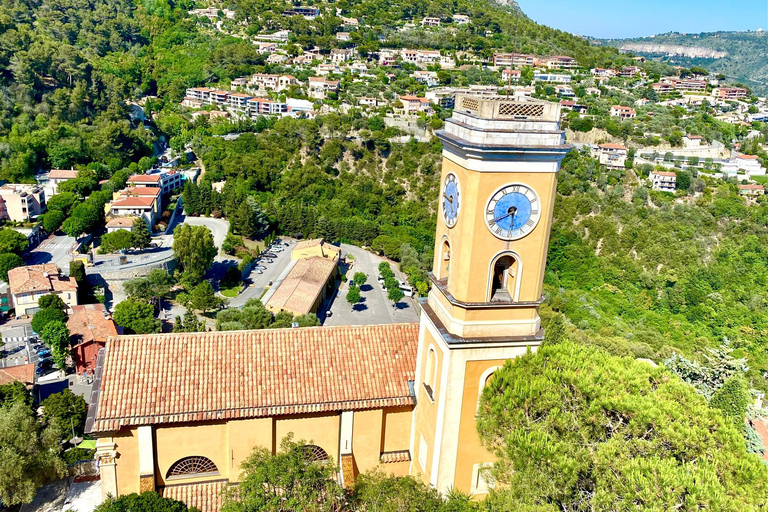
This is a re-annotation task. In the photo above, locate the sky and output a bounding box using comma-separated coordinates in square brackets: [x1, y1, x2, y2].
[515, 0, 768, 39]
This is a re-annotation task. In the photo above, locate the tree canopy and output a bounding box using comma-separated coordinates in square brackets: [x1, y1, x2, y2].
[172, 224, 218, 282]
[476, 342, 768, 511]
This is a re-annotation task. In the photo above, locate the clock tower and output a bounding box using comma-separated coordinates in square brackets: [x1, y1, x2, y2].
[409, 95, 571, 494]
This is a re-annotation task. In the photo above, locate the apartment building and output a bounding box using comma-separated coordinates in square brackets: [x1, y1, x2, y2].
[652, 82, 675, 94]
[226, 93, 253, 112]
[127, 171, 183, 196]
[534, 72, 572, 84]
[649, 170, 677, 192]
[713, 87, 748, 100]
[0, 184, 46, 222]
[246, 98, 288, 117]
[492, 53, 535, 68]
[396, 95, 432, 115]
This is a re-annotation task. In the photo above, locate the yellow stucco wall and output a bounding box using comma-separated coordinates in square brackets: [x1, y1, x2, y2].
[353, 409, 383, 474]
[227, 417, 274, 478]
[453, 359, 507, 495]
[155, 423, 230, 487]
[411, 328, 443, 483]
[381, 407, 413, 453]
[275, 413, 340, 464]
[114, 429, 140, 495]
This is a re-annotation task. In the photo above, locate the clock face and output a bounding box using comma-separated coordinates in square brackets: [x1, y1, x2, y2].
[485, 184, 541, 240]
[441, 173, 461, 227]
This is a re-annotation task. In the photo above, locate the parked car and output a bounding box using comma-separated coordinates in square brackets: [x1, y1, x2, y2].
[254, 269, 263, 274]
[263, 252, 277, 258]
[37, 348, 51, 357]
[266, 259, 274, 263]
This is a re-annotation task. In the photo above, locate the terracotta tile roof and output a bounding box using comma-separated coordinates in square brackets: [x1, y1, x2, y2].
[121, 187, 161, 198]
[265, 257, 337, 315]
[49, 169, 79, 179]
[161, 480, 228, 512]
[380, 450, 411, 463]
[127, 174, 162, 183]
[737, 154, 759, 160]
[652, 171, 677, 177]
[598, 143, 627, 150]
[739, 184, 764, 190]
[106, 217, 136, 228]
[112, 196, 156, 208]
[68, 304, 119, 348]
[7, 264, 77, 295]
[90, 324, 418, 433]
[293, 238, 323, 250]
[0, 364, 34, 387]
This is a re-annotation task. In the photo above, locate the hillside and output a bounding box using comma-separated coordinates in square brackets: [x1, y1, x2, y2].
[602, 31, 768, 95]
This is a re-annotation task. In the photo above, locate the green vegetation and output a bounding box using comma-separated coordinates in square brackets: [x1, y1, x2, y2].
[216, 298, 319, 330]
[346, 285, 362, 306]
[477, 342, 768, 510]
[113, 297, 160, 334]
[172, 224, 218, 283]
[0, 253, 23, 282]
[39, 321, 70, 370]
[95, 492, 198, 512]
[40, 389, 88, 440]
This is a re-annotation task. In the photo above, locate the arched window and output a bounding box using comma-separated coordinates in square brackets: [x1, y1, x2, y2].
[476, 366, 501, 413]
[166, 456, 219, 479]
[490, 254, 519, 302]
[424, 347, 437, 401]
[438, 239, 451, 282]
[303, 445, 330, 463]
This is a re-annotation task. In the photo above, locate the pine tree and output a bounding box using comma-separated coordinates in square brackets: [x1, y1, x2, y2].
[131, 217, 152, 249]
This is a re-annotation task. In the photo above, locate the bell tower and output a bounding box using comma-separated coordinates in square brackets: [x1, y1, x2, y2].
[409, 95, 571, 494]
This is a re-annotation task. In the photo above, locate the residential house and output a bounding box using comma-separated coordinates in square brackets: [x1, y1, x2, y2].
[652, 82, 675, 94]
[110, 195, 159, 229]
[618, 66, 641, 78]
[340, 16, 359, 27]
[257, 43, 277, 54]
[46, 169, 79, 195]
[594, 143, 629, 169]
[413, 70, 439, 87]
[188, 8, 235, 20]
[0, 364, 34, 388]
[452, 14, 470, 24]
[316, 63, 341, 75]
[0, 184, 46, 222]
[492, 53, 534, 68]
[359, 97, 378, 108]
[585, 87, 601, 96]
[555, 85, 574, 97]
[336, 32, 351, 42]
[546, 55, 578, 70]
[68, 303, 119, 375]
[420, 17, 441, 27]
[501, 69, 520, 83]
[739, 184, 765, 197]
[610, 105, 636, 119]
[8, 264, 78, 316]
[308, 77, 340, 99]
[649, 170, 677, 192]
[0, 281, 10, 314]
[590, 68, 615, 78]
[396, 95, 432, 116]
[106, 217, 138, 233]
[282, 6, 319, 19]
[683, 134, 704, 148]
[115, 187, 162, 218]
[330, 49, 354, 64]
[533, 72, 571, 84]
[266, 53, 288, 65]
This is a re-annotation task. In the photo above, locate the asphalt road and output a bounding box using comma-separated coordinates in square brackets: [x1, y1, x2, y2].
[0, 323, 44, 370]
[25, 234, 77, 269]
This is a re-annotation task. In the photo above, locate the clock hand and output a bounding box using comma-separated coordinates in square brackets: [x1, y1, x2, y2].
[494, 212, 514, 223]
[443, 193, 453, 204]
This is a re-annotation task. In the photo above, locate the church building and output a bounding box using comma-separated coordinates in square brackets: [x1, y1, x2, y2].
[86, 94, 571, 511]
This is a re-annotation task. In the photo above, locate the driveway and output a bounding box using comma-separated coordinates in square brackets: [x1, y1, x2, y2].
[227, 240, 296, 308]
[321, 244, 420, 326]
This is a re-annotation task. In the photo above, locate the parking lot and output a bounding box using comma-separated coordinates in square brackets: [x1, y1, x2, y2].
[0, 322, 57, 377]
[227, 239, 296, 308]
[321, 244, 420, 326]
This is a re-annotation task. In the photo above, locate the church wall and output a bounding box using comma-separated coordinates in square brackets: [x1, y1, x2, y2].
[155, 422, 230, 487]
[114, 428, 140, 495]
[227, 417, 273, 478]
[381, 407, 413, 453]
[453, 358, 508, 495]
[352, 409, 383, 474]
[275, 413, 340, 464]
[411, 324, 444, 484]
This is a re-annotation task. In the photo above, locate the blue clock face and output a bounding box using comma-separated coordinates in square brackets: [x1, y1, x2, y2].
[442, 173, 461, 227]
[485, 184, 541, 240]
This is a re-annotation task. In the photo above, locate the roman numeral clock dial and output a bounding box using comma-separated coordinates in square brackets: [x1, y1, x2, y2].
[485, 184, 541, 240]
[441, 173, 461, 227]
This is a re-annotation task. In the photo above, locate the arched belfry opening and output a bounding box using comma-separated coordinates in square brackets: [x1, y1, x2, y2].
[438, 239, 451, 282]
[490, 254, 519, 302]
